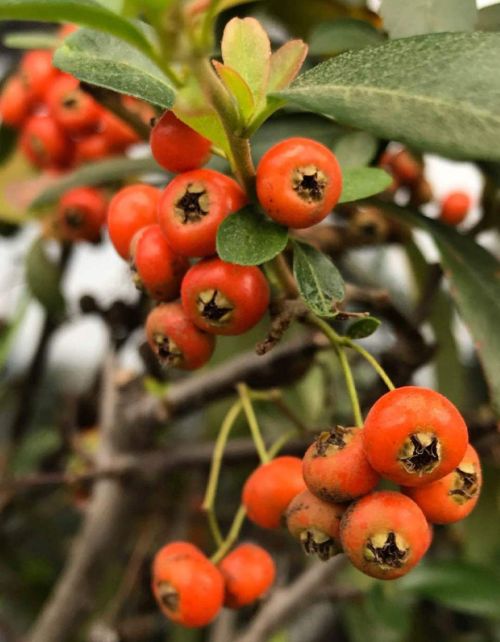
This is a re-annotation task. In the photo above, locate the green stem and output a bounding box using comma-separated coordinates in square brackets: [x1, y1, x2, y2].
[270, 254, 299, 299]
[202, 400, 242, 543]
[309, 315, 363, 428]
[345, 340, 395, 391]
[237, 383, 269, 463]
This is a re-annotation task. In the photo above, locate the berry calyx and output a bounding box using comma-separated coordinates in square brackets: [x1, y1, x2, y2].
[130, 224, 189, 301]
[218, 543, 276, 608]
[158, 169, 247, 257]
[46, 74, 102, 135]
[404, 444, 482, 524]
[150, 110, 212, 173]
[181, 258, 269, 336]
[286, 489, 345, 561]
[152, 543, 224, 627]
[340, 491, 432, 580]
[58, 186, 107, 242]
[256, 137, 342, 229]
[440, 191, 471, 226]
[302, 426, 380, 503]
[242, 456, 306, 529]
[363, 386, 469, 487]
[146, 302, 216, 370]
[107, 184, 160, 259]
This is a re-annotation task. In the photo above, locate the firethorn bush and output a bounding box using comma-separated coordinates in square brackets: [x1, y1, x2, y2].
[0, 2, 499, 642]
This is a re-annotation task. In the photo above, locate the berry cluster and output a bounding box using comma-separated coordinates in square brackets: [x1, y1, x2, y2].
[244, 387, 481, 580]
[0, 32, 152, 170]
[107, 111, 344, 370]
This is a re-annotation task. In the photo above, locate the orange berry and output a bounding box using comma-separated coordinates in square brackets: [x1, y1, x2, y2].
[218, 543, 276, 608]
[440, 191, 471, 225]
[0, 75, 32, 128]
[242, 456, 306, 529]
[58, 186, 107, 242]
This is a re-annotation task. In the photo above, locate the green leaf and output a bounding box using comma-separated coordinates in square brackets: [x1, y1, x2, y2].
[278, 33, 500, 161]
[292, 240, 344, 317]
[3, 31, 60, 49]
[380, 0, 477, 39]
[382, 201, 500, 416]
[25, 238, 66, 318]
[267, 39, 308, 92]
[333, 131, 378, 168]
[309, 19, 384, 55]
[30, 156, 163, 209]
[400, 561, 500, 619]
[216, 207, 288, 266]
[0, 125, 18, 167]
[213, 61, 255, 125]
[339, 168, 392, 203]
[0, 0, 154, 58]
[0, 295, 29, 370]
[347, 316, 381, 339]
[53, 28, 174, 109]
[476, 4, 500, 31]
[221, 17, 271, 106]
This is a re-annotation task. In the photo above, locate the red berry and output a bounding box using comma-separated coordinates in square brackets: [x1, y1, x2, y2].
[130, 224, 189, 301]
[302, 426, 380, 503]
[121, 94, 156, 124]
[150, 110, 212, 173]
[390, 149, 423, 185]
[242, 456, 306, 529]
[363, 387, 469, 487]
[256, 137, 342, 229]
[153, 542, 205, 573]
[158, 169, 247, 257]
[286, 489, 345, 560]
[107, 184, 160, 259]
[218, 543, 276, 608]
[58, 187, 107, 242]
[0, 75, 32, 128]
[100, 110, 140, 151]
[19, 50, 58, 101]
[75, 133, 111, 164]
[46, 75, 102, 135]
[152, 544, 224, 627]
[440, 191, 471, 225]
[405, 444, 481, 524]
[20, 114, 73, 169]
[146, 302, 215, 370]
[181, 258, 269, 336]
[340, 491, 432, 580]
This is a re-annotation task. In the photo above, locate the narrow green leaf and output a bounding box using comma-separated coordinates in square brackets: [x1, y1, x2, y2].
[30, 156, 164, 209]
[278, 33, 500, 161]
[53, 29, 174, 109]
[213, 61, 255, 124]
[309, 19, 384, 55]
[292, 240, 345, 317]
[0, 0, 154, 58]
[3, 31, 60, 49]
[0, 295, 29, 370]
[221, 17, 271, 105]
[0, 125, 18, 166]
[347, 316, 381, 339]
[333, 131, 378, 169]
[400, 561, 500, 619]
[25, 238, 65, 318]
[380, 0, 477, 39]
[382, 201, 500, 416]
[216, 207, 288, 266]
[339, 167, 392, 203]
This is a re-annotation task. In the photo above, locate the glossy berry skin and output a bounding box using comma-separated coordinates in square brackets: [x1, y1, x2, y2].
[75, 133, 111, 164]
[131, 224, 189, 301]
[440, 191, 471, 225]
[242, 456, 306, 529]
[101, 110, 139, 151]
[256, 137, 342, 229]
[340, 491, 432, 580]
[158, 169, 247, 257]
[218, 543, 276, 609]
[405, 444, 481, 524]
[46, 75, 102, 135]
[58, 187, 107, 242]
[146, 302, 215, 370]
[286, 489, 345, 561]
[0, 75, 31, 128]
[181, 258, 269, 336]
[303, 426, 380, 503]
[19, 50, 58, 101]
[20, 114, 73, 169]
[150, 110, 212, 173]
[107, 184, 160, 259]
[152, 544, 224, 627]
[153, 542, 205, 572]
[363, 386, 468, 487]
